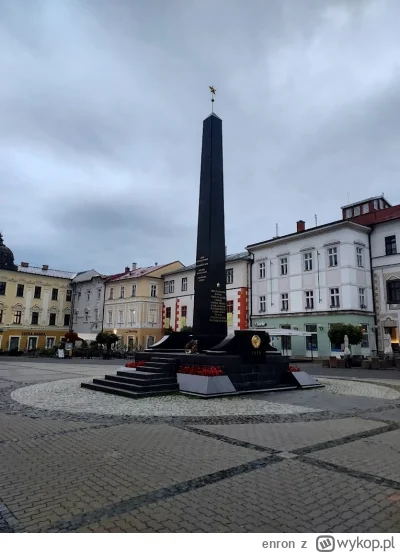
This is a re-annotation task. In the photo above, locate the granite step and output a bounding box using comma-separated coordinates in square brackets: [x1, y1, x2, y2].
[81, 382, 177, 398]
[105, 374, 177, 386]
[92, 378, 179, 393]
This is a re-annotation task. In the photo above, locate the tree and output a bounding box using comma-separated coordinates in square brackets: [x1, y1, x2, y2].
[163, 326, 173, 335]
[180, 325, 193, 333]
[96, 331, 119, 352]
[64, 331, 79, 344]
[328, 323, 364, 349]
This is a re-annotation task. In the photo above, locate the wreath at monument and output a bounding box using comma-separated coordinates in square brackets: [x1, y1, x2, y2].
[184, 339, 199, 354]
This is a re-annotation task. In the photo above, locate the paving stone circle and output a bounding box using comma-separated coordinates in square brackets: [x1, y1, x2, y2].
[10, 376, 400, 418]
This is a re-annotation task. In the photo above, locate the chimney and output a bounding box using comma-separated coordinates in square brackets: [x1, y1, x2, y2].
[21, 262, 29, 268]
[125, 266, 130, 274]
[42, 264, 49, 271]
[297, 220, 305, 233]
[132, 262, 137, 270]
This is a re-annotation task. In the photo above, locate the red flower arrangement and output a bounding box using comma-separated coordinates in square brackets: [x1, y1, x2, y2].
[125, 360, 146, 369]
[288, 365, 301, 372]
[178, 365, 224, 377]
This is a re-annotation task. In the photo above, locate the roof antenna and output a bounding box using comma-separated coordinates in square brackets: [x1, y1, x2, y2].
[347, 192, 350, 204]
[315, 214, 318, 227]
[275, 223, 279, 237]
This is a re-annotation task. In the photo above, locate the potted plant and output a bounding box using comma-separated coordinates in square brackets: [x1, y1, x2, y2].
[176, 365, 236, 395]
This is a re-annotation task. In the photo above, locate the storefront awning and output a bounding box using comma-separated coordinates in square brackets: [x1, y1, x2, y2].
[77, 333, 98, 342]
[249, 328, 313, 337]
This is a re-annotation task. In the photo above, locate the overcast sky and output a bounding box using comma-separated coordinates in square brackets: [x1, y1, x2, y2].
[1, 0, 399, 274]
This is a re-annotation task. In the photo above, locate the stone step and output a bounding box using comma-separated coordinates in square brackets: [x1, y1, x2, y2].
[81, 382, 176, 398]
[144, 361, 174, 368]
[138, 364, 175, 374]
[92, 378, 179, 393]
[105, 374, 176, 386]
[117, 369, 170, 378]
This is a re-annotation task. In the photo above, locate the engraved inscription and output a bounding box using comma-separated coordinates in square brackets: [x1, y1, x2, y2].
[195, 256, 209, 282]
[210, 289, 226, 323]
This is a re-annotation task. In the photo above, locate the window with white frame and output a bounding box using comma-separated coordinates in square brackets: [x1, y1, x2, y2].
[305, 290, 314, 309]
[119, 286, 124, 298]
[226, 268, 233, 284]
[130, 309, 136, 324]
[259, 262, 266, 279]
[280, 257, 288, 275]
[45, 337, 55, 349]
[281, 293, 288, 311]
[345, 208, 352, 218]
[164, 280, 174, 294]
[84, 310, 89, 322]
[94, 308, 98, 320]
[149, 309, 157, 323]
[181, 277, 187, 291]
[362, 203, 369, 214]
[259, 296, 266, 312]
[356, 247, 363, 267]
[108, 311, 113, 324]
[119, 310, 124, 324]
[131, 284, 136, 297]
[97, 288, 102, 300]
[359, 288, 366, 308]
[87, 290, 91, 301]
[374, 199, 378, 210]
[150, 284, 157, 298]
[109, 287, 114, 300]
[354, 205, 360, 216]
[303, 252, 312, 271]
[330, 288, 340, 307]
[328, 247, 338, 267]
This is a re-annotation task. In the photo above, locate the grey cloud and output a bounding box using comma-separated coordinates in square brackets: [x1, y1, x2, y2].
[0, 0, 399, 272]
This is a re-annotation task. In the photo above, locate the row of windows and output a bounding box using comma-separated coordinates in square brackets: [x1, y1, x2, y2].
[107, 284, 158, 300]
[164, 270, 235, 295]
[1, 310, 71, 326]
[163, 302, 234, 323]
[77, 288, 102, 302]
[257, 246, 363, 279]
[258, 288, 368, 312]
[106, 307, 159, 325]
[0, 283, 72, 301]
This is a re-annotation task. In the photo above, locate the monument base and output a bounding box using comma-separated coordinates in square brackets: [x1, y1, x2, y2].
[82, 331, 322, 399]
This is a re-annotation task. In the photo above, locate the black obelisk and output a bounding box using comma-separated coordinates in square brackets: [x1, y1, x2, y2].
[192, 110, 227, 348]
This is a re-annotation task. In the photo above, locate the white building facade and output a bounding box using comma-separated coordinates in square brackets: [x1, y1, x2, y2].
[162, 253, 251, 333]
[370, 218, 400, 353]
[70, 270, 106, 340]
[248, 220, 375, 358]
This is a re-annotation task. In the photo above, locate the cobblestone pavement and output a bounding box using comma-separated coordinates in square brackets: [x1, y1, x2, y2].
[1, 360, 400, 533]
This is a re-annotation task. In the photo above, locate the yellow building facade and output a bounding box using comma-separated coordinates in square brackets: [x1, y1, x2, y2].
[0, 263, 75, 352]
[103, 261, 184, 350]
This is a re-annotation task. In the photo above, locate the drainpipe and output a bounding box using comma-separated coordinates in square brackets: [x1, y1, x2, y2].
[69, 282, 76, 332]
[368, 229, 379, 353]
[317, 251, 321, 303]
[101, 279, 107, 332]
[246, 250, 254, 329]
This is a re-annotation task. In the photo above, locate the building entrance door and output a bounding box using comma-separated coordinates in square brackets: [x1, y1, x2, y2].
[28, 337, 38, 350]
[9, 337, 20, 351]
